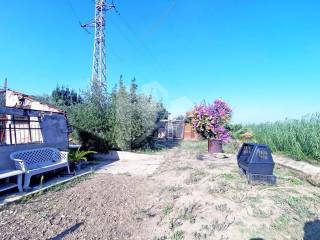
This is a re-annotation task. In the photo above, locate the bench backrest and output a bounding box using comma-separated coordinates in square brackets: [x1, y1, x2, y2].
[10, 148, 62, 170]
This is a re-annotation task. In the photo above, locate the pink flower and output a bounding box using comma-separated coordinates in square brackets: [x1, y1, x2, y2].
[190, 99, 232, 142]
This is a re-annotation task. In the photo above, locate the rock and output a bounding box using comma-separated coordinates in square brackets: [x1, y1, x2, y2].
[212, 153, 230, 159]
[306, 173, 320, 187]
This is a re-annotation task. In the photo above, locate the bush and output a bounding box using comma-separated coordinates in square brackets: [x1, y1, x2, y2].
[226, 124, 254, 142]
[248, 114, 320, 163]
[189, 99, 232, 142]
[67, 77, 168, 152]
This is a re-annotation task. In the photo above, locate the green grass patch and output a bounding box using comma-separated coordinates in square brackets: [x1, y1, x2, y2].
[272, 213, 290, 231]
[163, 204, 174, 215]
[248, 114, 320, 164]
[220, 173, 236, 181]
[170, 231, 184, 240]
[178, 140, 207, 153]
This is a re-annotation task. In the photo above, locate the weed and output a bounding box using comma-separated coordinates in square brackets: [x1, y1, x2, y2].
[208, 182, 230, 195]
[312, 191, 320, 200]
[170, 231, 184, 240]
[286, 196, 314, 219]
[215, 203, 232, 213]
[185, 170, 207, 185]
[220, 173, 236, 181]
[247, 196, 262, 207]
[169, 218, 183, 230]
[282, 176, 304, 185]
[201, 216, 235, 236]
[193, 232, 206, 240]
[251, 207, 271, 218]
[272, 213, 290, 231]
[179, 202, 201, 224]
[40, 212, 50, 219]
[230, 192, 247, 204]
[153, 236, 168, 240]
[163, 204, 174, 215]
[272, 194, 313, 219]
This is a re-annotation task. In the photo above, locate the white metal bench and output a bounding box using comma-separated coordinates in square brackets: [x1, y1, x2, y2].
[10, 148, 70, 190]
[0, 169, 23, 193]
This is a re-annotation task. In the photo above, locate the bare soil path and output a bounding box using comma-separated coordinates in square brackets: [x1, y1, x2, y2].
[0, 141, 319, 240]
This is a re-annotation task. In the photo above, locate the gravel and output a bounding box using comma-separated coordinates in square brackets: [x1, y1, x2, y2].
[0, 174, 152, 240]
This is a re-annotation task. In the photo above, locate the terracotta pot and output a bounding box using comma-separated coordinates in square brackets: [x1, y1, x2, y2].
[184, 123, 200, 140]
[208, 139, 223, 153]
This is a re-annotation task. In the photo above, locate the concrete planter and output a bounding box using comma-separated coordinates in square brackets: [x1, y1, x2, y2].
[208, 139, 223, 153]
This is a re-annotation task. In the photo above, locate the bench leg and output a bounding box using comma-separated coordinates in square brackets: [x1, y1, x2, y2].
[67, 165, 71, 174]
[23, 174, 32, 190]
[17, 175, 23, 192]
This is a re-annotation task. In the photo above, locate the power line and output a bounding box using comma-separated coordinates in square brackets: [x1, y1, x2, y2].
[65, 1, 145, 79]
[108, 48, 145, 78]
[143, 0, 176, 39]
[114, 9, 165, 73]
[66, 1, 164, 80]
[66, 0, 92, 34]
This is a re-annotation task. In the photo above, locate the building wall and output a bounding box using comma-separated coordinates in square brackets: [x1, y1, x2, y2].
[5, 90, 62, 113]
[184, 123, 200, 140]
[0, 113, 68, 169]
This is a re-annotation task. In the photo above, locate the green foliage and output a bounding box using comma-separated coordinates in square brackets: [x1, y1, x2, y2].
[226, 124, 254, 142]
[36, 85, 82, 107]
[170, 231, 184, 240]
[51, 85, 83, 106]
[67, 76, 168, 151]
[248, 114, 320, 163]
[69, 148, 97, 163]
[163, 204, 174, 215]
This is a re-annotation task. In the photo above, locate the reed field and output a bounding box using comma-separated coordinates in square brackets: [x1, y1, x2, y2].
[248, 113, 320, 164]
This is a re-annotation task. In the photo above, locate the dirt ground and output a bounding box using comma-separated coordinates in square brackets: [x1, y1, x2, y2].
[0, 141, 320, 240]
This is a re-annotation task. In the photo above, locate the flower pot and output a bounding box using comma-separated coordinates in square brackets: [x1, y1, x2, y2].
[75, 163, 82, 172]
[208, 139, 223, 153]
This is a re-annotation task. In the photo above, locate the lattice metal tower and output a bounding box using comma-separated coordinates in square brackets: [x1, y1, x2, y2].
[82, 0, 116, 91]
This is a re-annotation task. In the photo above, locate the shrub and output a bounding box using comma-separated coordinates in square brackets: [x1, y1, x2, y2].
[189, 99, 232, 142]
[69, 148, 97, 163]
[226, 124, 254, 142]
[67, 77, 168, 152]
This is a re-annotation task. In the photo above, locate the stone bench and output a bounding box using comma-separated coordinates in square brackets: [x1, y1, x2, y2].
[10, 148, 70, 190]
[0, 169, 23, 193]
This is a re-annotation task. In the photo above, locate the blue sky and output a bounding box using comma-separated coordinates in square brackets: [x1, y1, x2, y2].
[0, 0, 320, 123]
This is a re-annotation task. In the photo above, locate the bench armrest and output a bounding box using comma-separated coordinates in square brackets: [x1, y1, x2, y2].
[12, 159, 27, 172]
[59, 151, 69, 162]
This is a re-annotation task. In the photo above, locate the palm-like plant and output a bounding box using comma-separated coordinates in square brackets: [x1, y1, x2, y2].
[69, 148, 97, 163]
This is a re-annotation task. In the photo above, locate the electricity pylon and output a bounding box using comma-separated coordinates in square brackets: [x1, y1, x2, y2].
[81, 0, 117, 92]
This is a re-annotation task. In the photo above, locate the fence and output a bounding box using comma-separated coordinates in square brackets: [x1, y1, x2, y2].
[154, 120, 185, 140]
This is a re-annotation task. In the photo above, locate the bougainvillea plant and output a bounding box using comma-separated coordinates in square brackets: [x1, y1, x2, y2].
[189, 99, 232, 142]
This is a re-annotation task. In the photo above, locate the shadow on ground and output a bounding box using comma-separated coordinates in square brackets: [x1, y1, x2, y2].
[151, 138, 181, 150]
[304, 220, 320, 240]
[49, 222, 83, 240]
